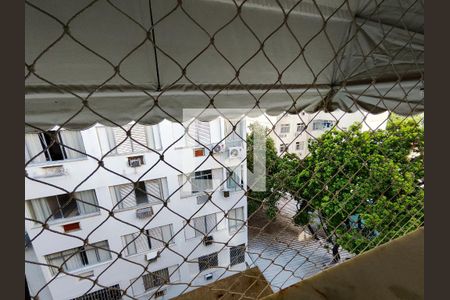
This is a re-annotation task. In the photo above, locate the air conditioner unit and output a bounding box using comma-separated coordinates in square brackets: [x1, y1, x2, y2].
[154, 289, 167, 298]
[136, 207, 154, 219]
[203, 235, 214, 246]
[204, 273, 213, 281]
[146, 250, 160, 262]
[128, 156, 144, 167]
[212, 143, 225, 154]
[223, 190, 230, 198]
[228, 147, 243, 159]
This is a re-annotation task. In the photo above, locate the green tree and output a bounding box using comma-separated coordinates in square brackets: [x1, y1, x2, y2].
[293, 116, 424, 257]
[246, 122, 281, 219]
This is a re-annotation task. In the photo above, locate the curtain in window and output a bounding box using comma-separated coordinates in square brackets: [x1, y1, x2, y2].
[25, 133, 46, 163]
[184, 220, 195, 240]
[206, 214, 217, 233]
[28, 198, 52, 222]
[59, 130, 85, 159]
[114, 184, 137, 209]
[148, 227, 164, 249]
[145, 179, 162, 204]
[112, 127, 133, 154]
[160, 225, 173, 244]
[193, 217, 207, 237]
[75, 190, 99, 215]
[62, 249, 84, 272]
[186, 120, 211, 147]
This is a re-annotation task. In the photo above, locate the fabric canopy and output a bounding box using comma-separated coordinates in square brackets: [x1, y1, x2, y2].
[25, 0, 424, 131]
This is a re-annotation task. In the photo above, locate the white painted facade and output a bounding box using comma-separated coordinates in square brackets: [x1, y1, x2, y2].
[269, 111, 389, 158]
[25, 118, 248, 300]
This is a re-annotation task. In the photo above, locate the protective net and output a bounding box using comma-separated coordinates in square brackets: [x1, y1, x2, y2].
[25, 0, 424, 299]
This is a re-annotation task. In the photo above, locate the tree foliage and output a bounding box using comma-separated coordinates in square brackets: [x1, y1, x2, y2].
[292, 116, 424, 254]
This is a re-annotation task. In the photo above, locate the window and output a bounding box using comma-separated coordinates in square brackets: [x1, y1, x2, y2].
[280, 124, 290, 134]
[312, 120, 334, 131]
[110, 178, 165, 210]
[184, 213, 218, 239]
[25, 130, 85, 164]
[97, 123, 161, 155]
[185, 119, 211, 147]
[72, 284, 121, 300]
[193, 214, 217, 237]
[45, 241, 111, 275]
[142, 268, 170, 290]
[280, 144, 286, 153]
[230, 244, 246, 266]
[179, 169, 223, 197]
[122, 224, 174, 256]
[296, 123, 306, 132]
[295, 141, 305, 151]
[28, 190, 99, 223]
[198, 252, 219, 272]
[191, 170, 213, 194]
[228, 207, 245, 233]
[226, 166, 242, 191]
[224, 120, 244, 147]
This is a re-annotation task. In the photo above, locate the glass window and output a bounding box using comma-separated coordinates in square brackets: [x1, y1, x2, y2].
[111, 178, 164, 210]
[122, 224, 174, 256]
[296, 123, 306, 132]
[228, 207, 245, 233]
[45, 241, 111, 275]
[280, 124, 290, 133]
[25, 130, 85, 163]
[28, 190, 99, 223]
[192, 170, 213, 194]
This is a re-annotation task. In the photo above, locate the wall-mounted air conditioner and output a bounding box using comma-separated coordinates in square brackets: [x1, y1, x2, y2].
[223, 190, 230, 198]
[212, 143, 225, 154]
[128, 155, 144, 167]
[228, 147, 243, 159]
[136, 206, 154, 219]
[146, 250, 160, 262]
[203, 235, 214, 246]
[154, 289, 166, 298]
[204, 273, 213, 281]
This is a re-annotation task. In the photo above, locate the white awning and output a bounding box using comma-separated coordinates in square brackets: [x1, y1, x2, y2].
[25, 0, 424, 132]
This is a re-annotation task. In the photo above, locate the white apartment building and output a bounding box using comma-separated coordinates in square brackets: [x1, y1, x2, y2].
[270, 110, 389, 158]
[25, 118, 248, 300]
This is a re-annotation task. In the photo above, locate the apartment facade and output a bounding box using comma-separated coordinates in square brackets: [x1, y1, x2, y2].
[270, 110, 389, 158]
[25, 118, 248, 300]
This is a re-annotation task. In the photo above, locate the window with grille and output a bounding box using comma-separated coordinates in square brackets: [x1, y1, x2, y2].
[110, 178, 165, 210]
[279, 144, 286, 153]
[295, 141, 305, 151]
[142, 268, 170, 291]
[71, 284, 121, 300]
[312, 120, 334, 131]
[279, 124, 290, 134]
[25, 130, 85, 164]
[230, 244, 245, 266]
[45, 241, 112, 275]
[296, 123, 306, 133]
[228, 207, 245, 234]
[122, 224, 174, 256]
[96, 123, 161, 155]
[198, 252, 219, 272]
[27, 190, 99, 223]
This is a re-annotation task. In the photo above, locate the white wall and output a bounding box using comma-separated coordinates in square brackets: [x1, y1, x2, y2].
[25, 118, 248, 300]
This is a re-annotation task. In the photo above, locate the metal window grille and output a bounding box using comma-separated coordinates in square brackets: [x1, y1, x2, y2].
[198, 252, 219, 272]
[25, 0, 423, 299]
